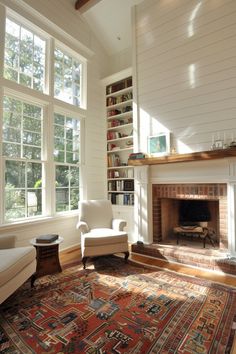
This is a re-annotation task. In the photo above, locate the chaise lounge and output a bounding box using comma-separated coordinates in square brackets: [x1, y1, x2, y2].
[0, 235, 36, 304]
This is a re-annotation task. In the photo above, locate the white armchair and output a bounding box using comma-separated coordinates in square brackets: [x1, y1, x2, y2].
[77, 199, 129, 269]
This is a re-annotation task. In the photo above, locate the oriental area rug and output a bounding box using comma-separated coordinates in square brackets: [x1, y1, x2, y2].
[0, 256, 236, 353]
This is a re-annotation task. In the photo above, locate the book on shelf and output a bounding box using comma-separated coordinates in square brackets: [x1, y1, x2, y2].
[128, 152, 147, 160]
[36, 234, 59, 244]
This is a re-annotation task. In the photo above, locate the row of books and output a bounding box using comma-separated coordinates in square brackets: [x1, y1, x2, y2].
[107, 131, 122, 140]
[107, 169, 133, 179]
[106, 92, 132, 107]
[107, 106, 132, 117]
[107, 117, 132, 128]
[108, 179, 134, 192]
[106, 77, 132, 95]
[107, 154, 120, 167]
[108, 193, 134, 205]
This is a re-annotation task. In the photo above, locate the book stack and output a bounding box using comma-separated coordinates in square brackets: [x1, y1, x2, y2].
[36, 234, 59, 244]
[128, 152, 147, 160]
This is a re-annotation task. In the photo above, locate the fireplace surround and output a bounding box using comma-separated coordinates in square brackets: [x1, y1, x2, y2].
[132, 157, 236, 257]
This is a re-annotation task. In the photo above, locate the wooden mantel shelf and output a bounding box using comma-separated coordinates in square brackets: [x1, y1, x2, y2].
[128, 147, 236, 166]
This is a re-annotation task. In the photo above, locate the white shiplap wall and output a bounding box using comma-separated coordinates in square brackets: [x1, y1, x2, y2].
[135, 0, 236, 153]
[0, 0, 108, 249]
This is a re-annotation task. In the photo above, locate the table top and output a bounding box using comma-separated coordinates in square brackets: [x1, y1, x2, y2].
[30, 236, 64, 246]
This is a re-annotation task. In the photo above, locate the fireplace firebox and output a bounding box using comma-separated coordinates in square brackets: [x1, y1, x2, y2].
[152, 183, 227, 249]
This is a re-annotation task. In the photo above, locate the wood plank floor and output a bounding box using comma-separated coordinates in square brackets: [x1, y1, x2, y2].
[60, 246, 236, 287]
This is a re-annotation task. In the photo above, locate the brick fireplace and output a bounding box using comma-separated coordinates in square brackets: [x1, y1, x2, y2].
[152, 183, 227, 249]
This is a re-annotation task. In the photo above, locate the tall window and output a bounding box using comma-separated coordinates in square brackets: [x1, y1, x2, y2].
[4, 18, 46, 91]
[1, 14, 85, 223]
[3, 96, 43, 220]
[54, 48, 81, 106]
[54, 113, 80, 212]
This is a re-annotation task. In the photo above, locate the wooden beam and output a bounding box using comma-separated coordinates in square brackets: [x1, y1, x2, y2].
[128, 147, 236, 166]
[75, 0, 90, 10]
[75, 0, 102, 12]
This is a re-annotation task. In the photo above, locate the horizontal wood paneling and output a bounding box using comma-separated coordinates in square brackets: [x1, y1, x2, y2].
[135, 0, 236, 153]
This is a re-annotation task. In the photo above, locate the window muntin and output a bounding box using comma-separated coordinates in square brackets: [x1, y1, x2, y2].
[5, 160, 42, 221]
[3, 96, 42, 160]
[55, 165, 80, 212]
[54, 113, 80, 212]
[54, 113, 80, 164]
[54, 48, 81, 106]
[2, 96, 43, 221]
[4, 18, 46, 91]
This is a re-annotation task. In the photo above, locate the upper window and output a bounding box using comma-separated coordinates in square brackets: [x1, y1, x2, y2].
[4, 18, 46, 91]
[54, 48, 81, 106]
[3, 96, 42, 159]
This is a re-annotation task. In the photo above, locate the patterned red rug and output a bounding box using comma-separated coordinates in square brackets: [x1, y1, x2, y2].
[0, 256, 236, 353]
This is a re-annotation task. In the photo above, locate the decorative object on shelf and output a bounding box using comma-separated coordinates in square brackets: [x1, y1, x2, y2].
[124, 179, 134, 191]
[214, 139, 223, 149]
[148, 132, 170, 157]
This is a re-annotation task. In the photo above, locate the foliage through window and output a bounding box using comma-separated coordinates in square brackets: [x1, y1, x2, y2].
[54, 113, 80, 212]
[4, 18, 46, 91]
[54, 48, 81, 106]
[3, 96, 42, 160]
[3, 96, 43, 221]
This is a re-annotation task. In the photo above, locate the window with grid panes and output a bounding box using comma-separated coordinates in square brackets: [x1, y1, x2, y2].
[54, 113, 80, 212]
[1, 13, 85, 223]
[3, 96, 43, 221]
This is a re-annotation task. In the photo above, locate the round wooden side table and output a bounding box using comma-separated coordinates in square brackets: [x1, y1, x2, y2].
[30, 236, 63, 285]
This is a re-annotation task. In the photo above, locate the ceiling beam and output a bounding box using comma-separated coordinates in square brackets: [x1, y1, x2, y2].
[75, 0, 102, 12]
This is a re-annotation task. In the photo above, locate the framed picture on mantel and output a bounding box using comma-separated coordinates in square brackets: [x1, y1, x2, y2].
[148, 132, 170, 157]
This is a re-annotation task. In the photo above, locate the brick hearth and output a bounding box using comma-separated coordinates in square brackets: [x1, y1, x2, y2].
[131, 243, 236, 276]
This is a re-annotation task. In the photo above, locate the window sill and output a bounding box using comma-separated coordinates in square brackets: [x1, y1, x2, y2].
[0, 212, 78, 231]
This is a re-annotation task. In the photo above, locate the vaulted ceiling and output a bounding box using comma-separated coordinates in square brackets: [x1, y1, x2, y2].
[75, 0, 144, 55]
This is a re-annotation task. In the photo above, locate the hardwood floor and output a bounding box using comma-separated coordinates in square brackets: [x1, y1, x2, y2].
[60, 246, 236, 287]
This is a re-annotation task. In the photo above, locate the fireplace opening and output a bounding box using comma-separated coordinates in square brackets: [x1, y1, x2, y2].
[152, 184, 228, 250]
[160, 198, 219, 247]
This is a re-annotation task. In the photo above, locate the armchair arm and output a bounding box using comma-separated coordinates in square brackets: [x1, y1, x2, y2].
[76, 221, 89, 234]
[112, 219, 127, 231]
[0, 235, 17, 249]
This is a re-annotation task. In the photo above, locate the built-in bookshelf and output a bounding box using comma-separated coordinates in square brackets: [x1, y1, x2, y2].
[105, 73, 134, 206]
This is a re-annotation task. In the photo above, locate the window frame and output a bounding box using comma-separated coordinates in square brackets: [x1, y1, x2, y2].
[0, 8, 86, 226]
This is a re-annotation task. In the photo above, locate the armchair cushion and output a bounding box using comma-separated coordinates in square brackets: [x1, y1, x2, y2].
[0, 246, 36, 287]
[0, 235, 16, 249]
[81, 229, 127, 247]
[79, 199, 113, 229]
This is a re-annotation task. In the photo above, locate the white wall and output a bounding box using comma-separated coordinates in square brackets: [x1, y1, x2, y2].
[134, 0, 236, 153]
[0, 0, 108, 249]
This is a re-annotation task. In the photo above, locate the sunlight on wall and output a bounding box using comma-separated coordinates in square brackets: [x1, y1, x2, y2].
[176, 139, 193, 153]
[188, 1, 202, 37]
[139, 108, 194, 154]
[189, 63, 196, 88]
[139, 108, 151, 152]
